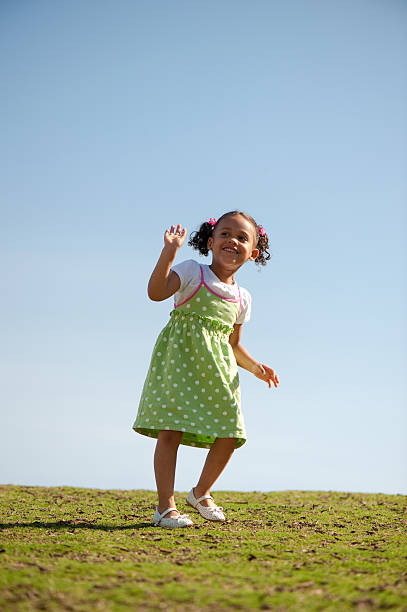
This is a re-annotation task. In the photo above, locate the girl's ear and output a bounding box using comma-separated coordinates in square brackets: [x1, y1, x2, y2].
[249, 248, 259, 261]
[207, 236, 213, 251]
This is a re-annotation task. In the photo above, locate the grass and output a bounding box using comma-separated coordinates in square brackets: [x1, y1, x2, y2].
[0, 485, 406, 611]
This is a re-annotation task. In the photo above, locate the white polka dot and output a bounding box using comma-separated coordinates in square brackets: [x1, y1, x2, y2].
[191, 422, 195, 426]
[203, 306, 207, 311]
[214, 418, 219, 423]
[201, 373, 206, 377]
[223, 396, 227, 400]
[195, 380, 199, 384]
[177, 406, 182, 411]
[229, 418, 234, 422]
[199, 417, 204, 421]
[215, 373, 220, 377]
[161, 404, 166, 408]
[182, 428, 186, 432]
[152, 390, 157, 394]
[167, 412, 172, 416]
[222, 426, 226, 430]
[157, 376, 161, 380]
[206, 292, 211, 297]
[213, 432, 218, 436]
[187, 387, 192, 391]
[163, 337, 167, 342]
[170, 398, 175, 402]
[208, 380, 213, 385]
[159, 419, 163, 423]
[200, 403, 204, 408]
[201, 388, 206, 393]
[190, 356, 195, 361]
[153, 411, 157, 415]
[161, 383, 165, 388]
[186, 304, 191, 308]
[208, 365, 212, 369]
[180, 391, 184, 396]
[229, 433, 234, 438]
[148, 404, 152, 408]
[206, 425, 210, 429]
[185, 348, 190, 352]
[165, 426, 170, 430]
[157, 397, 161, 401]
[157, 352, 162, 356]
[207, 411, 212, 415]
[161, 361, 165, 365]
[170, 359, 175, 364]
[196, 297, 200, 302]
[192, 325, 196, 330]
[188, 372, 193, 377]
[215, 389, 219, 393]
[148, 382, 152, 387]
[208, 396, 212, 400]
[173, 344, 178, 348]
[183, 415, 188, 419]
[197, 430, 202, 434]
[165, 390, 169, 395]
[152, 366, 156, 371]
[175, 420, 180, 424]
[194, 395, 198, 399]
[186, 401, 190, 405]
[192, 409, 197, 413]
[173, 383, 178, 388]
[168, 375, 172, 379]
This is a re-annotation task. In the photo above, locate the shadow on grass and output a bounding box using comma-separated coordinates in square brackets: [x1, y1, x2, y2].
[0, 521, 152, 531]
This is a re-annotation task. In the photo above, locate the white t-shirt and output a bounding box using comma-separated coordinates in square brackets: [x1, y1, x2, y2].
[170, 259, 252, 325]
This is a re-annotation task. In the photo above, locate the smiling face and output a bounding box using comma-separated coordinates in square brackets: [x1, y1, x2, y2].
[207, 214, 259, 270]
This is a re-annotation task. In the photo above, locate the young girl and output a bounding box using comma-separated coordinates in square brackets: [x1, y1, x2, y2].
[132, 211, 279, 528]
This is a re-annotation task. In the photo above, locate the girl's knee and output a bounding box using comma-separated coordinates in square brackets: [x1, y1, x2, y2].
[157, 430, 183, 445]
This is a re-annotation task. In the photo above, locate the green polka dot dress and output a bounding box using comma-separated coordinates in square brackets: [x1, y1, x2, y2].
[132, 265, 247, 449]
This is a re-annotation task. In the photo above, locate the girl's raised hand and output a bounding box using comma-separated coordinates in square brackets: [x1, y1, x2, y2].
[253, 363, 279, 389]
[164, 224, 187, 252]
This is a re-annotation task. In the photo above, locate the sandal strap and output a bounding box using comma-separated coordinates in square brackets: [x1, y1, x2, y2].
[155, 507, 178, 524]
[196, 494, 214, 503]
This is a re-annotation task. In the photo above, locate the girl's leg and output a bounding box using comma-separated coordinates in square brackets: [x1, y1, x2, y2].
[193, 437, 237, 507]
[154, 430, 183, 517]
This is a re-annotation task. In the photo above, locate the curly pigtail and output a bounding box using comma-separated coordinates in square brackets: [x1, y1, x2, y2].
[254, 228, 271, 266]
[188, 221, 214, 256]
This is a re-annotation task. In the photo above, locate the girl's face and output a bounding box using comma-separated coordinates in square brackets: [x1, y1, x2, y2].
[207, 214, 259, 268]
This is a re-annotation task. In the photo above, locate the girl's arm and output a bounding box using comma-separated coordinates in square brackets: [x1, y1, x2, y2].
[147, 225, 186, 301]
[229, 324, 279, 389]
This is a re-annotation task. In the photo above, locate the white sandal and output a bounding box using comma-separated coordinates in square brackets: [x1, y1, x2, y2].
[152, 507, 194, 528]
[186, 488, 226, 522]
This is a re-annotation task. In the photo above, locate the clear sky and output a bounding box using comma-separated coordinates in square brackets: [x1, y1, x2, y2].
[1, 0, 406, 495]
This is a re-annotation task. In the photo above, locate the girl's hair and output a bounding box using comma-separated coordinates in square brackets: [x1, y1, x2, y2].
[188, 210, 271, 266]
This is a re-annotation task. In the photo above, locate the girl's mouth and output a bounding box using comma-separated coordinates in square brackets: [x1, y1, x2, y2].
[222, 247, 237, 253]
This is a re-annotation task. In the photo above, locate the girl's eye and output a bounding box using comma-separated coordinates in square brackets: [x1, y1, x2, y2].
[239, 236, 247, 242]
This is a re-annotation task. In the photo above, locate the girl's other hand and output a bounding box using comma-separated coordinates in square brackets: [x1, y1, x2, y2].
[253, 363, 279, 388]
[164, 224, 186, 252]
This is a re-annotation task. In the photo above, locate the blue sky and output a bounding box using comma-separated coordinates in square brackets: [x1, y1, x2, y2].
[1, 0, 406, 495]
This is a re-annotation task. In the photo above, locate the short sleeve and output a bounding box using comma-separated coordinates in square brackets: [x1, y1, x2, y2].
[236, 287, 252, 324]
[170, 259, 201, 297]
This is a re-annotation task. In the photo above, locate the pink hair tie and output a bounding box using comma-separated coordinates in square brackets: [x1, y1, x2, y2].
[258, 226, 266, 237]
[208, 217, 217, 226]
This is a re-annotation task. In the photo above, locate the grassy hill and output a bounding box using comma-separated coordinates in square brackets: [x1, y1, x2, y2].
[0, 485, 406, 611]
